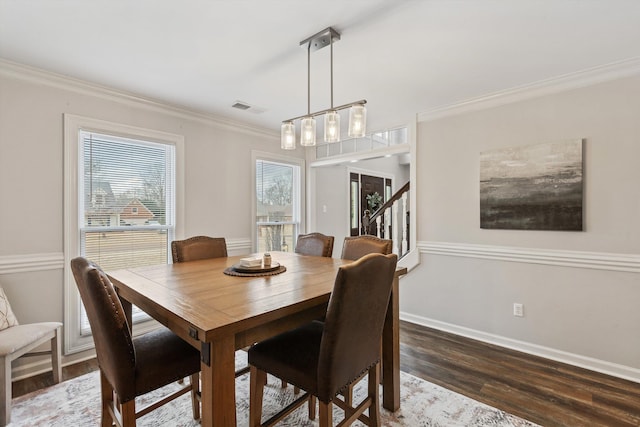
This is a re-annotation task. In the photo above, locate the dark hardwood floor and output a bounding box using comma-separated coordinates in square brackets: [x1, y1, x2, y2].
[12, 357, 98, 398]
[400, 321, 640, 427]
[13, 321, 640, 426]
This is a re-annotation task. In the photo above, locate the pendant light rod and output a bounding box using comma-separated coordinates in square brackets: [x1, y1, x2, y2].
[307, 40, 311, 115]
[283, 99, 367, 123]
[330, 30, 334, 109]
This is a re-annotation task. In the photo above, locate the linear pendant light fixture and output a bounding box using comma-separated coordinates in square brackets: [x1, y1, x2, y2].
[281, 27, 367, 150]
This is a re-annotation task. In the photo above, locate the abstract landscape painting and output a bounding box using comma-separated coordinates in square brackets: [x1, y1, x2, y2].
[480, 139, 583, 230]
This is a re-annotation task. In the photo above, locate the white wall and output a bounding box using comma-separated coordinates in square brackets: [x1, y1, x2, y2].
[401, 74, 640, 380]
[0, 62, 304, 375]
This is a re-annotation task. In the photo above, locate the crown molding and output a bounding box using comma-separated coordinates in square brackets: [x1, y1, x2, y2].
[418, 56, 640, 122]
[0, 59, 279, 140]
[418, 241, 640, 273]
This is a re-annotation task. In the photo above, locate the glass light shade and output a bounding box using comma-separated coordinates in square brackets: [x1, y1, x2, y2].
[280, 122, 296, 150]
[348, 104, 367, 138]
[300, 117, 316, 146]
[324, 110, 340, 143]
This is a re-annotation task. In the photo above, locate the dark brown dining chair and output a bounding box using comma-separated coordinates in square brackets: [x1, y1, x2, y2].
[295, 232, 335, 258]
[248, 253, 398, 427]
[171, 235, 227, 263]
[70, 257, 201, 427]
[341, 235, 392, 261]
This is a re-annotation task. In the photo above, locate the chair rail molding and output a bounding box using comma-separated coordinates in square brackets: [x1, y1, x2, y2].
[0, 253, 64, 275]
[0, 238, 252, 276]
[418, 241, 640, 273]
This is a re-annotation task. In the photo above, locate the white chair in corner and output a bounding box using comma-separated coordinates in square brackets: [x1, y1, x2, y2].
[0, 286, 62, 426]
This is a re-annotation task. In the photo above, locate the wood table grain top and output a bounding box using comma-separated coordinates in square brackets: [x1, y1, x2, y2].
[107, 251, 353, 342]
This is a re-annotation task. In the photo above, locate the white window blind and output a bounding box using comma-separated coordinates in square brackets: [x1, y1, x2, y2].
[79, 131, 176, 334]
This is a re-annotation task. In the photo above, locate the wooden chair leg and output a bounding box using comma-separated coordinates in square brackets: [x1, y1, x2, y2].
[250, 366, 267, 427]
[100, 371, 115, 427]
[1, 355, 10, 426]
[368, 363, 381, 426]
[190, 373, 200, 420]
[51, 326, 62, 384]
[344, 384, 354, 406]
[120, 400, 136, 427]
[308, 395, 317, 420]
[318, 400, 333, 427]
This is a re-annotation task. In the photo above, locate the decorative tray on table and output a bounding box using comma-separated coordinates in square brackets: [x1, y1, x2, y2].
[231, 262, 281, 274]
[224, 259, 287, 277]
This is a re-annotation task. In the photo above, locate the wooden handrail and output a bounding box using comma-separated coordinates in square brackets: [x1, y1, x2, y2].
[370, 181, 410, 223]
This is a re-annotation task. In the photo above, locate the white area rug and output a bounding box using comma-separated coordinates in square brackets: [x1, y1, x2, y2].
[10, 352, 540, 426]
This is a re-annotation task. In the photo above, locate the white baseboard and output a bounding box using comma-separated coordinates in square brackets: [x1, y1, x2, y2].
[400, 312, 640, 384]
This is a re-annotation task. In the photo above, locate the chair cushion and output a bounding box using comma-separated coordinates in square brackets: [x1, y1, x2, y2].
[0, 287, 19, 331]
[0, 322, 61, 356]
[248, 320, 324, 397]
[132, 327, 201, 401]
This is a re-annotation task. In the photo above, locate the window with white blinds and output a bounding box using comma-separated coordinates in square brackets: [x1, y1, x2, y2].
[255, 158, 301, 253]
[78, 131, 176, 334]
[64, 114, 183, 353]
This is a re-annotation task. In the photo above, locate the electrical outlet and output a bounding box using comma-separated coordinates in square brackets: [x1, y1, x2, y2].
[513, 303, 524, 317]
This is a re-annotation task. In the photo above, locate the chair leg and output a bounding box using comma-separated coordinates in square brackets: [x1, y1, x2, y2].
[51, 326, 62, 384]
[99, 371, 115, 427]
[1, 355, 10, 426]
[120, 400, 136, 427]
[368, 363, 381, 427]
[318, 400, 333, 427]
[190, 373, 200, 420]
[250, 366, 267, 427]
[308, 395, 317, 420]
[343, 384, 354, 406]
[280, 380, 298, 393]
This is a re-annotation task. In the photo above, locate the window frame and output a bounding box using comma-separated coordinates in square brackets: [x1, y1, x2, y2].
[251, 151, 305, 253]
[63, 114, 185, 354]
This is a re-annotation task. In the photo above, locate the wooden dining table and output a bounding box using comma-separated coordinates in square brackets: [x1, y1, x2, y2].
[107, 251, 407, 427]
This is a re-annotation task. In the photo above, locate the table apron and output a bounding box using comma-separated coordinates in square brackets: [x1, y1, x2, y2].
[234, 302, 328, 350]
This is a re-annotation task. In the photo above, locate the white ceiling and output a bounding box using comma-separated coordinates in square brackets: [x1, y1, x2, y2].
[2, 0, 640, 134]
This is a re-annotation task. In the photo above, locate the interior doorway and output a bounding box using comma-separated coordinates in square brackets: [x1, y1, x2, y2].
[350, 172, 392, 236]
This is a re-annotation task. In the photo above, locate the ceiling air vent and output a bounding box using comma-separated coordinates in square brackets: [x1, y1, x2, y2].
[231, 101, 266, 114]
[232, 101, 251, 110]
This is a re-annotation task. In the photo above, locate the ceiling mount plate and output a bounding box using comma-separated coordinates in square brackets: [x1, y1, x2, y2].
[299, 27, 341, 51]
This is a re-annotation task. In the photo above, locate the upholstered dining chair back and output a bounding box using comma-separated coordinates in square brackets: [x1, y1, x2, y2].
[70, 257, 201, 426]
[171, 236, 227, 263]
[294, 232, 335, 257]
[248, 253, 398, 427]
[340, 235, 392, 261]
[71, 257, 136, 398]
[318, 252, 397, 401]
